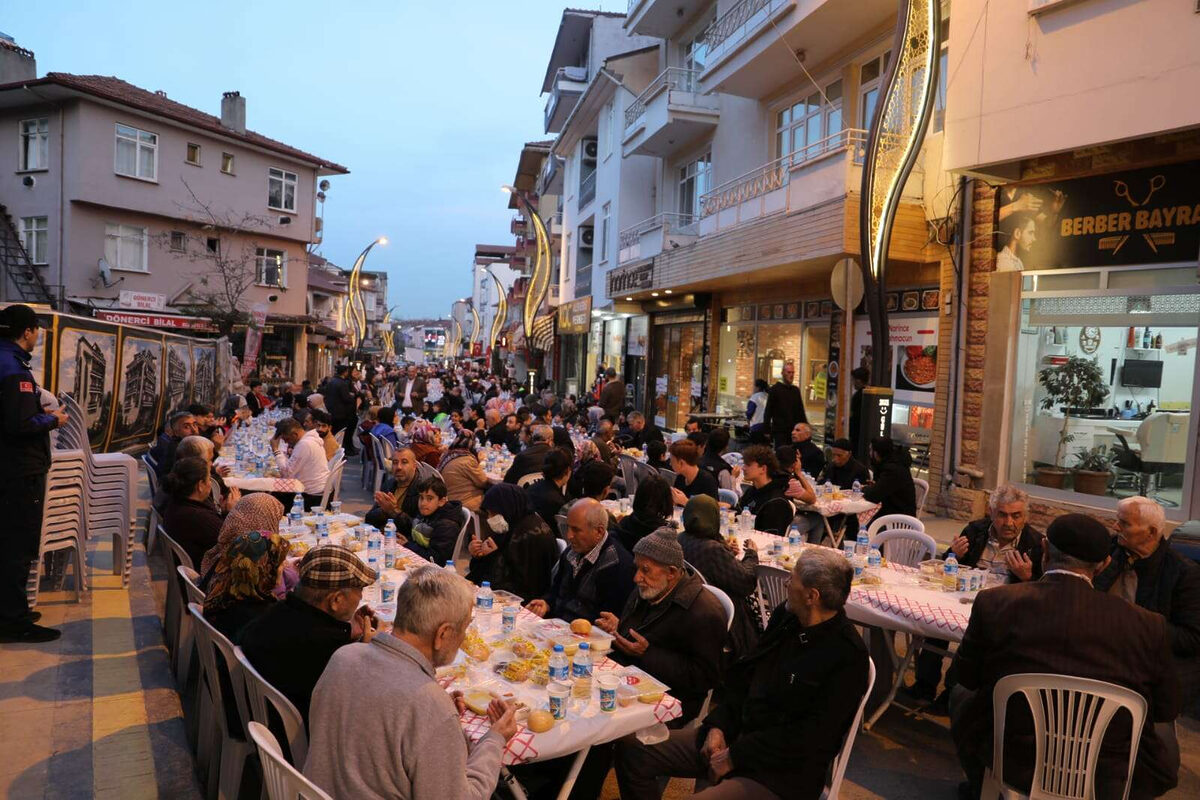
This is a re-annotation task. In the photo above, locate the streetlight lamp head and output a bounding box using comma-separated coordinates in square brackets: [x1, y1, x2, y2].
[500, 184, 515, 194]
[376, 236, 388, 246]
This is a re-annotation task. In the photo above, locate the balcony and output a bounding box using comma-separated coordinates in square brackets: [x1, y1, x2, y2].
[699, 0, 896, 99]
[622, 68, 719, 159]
[625, 0, 714, 38]
[510, 216, 527, 236]
[579, 168, 597, 209]
[539, 154, 564, 196]
[544, 66, 588, 134]
[696, 128, 921, 238]
[549, 211, 564, 237]
[617, 212, 700, 266]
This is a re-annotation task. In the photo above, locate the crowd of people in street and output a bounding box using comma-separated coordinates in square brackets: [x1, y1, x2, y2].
[1, 306, 1197, 800]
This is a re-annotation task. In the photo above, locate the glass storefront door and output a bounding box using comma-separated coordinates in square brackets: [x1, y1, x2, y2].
[651, 320, 705, 430]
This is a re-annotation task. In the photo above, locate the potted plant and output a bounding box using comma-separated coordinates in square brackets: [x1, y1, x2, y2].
[1035, 355, 1109, 489]
[1071, 444, 1113, 496]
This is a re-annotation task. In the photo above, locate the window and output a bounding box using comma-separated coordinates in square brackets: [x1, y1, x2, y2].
[932, 16, 950, 133]
[205, 236, 220, 254]
[678, 151, 712, 221]
[268, 167, 298, 211]
[20, 216, 48, 264]
[104, 223, 149, 272]
[604, 102, 616, 157]
[683, 33, 708, 77]
[775, 80, 842, 162]
[859, 51, 891, 130]
[221, 152, 235, 174]
[256, 247, 287, 287]
[169, 231, 187, 252]
[599, 202, 611, 263]
[19, 118, 48, 171]
[186, 142, 202, 166]
[114, 123, 157, 180]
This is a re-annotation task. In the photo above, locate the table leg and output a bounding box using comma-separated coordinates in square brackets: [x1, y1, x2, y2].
[863, 633, 924, 730]
[556, 745, 592, 800]
[500, 767, 529, 800]
[825, 517, 839, 548]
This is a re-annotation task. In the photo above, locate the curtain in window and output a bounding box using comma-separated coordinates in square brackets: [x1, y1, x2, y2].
[115, 137, 137, 176]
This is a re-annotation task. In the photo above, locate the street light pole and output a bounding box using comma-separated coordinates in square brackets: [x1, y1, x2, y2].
[501, 184, 551, 360]
[348, 236, 388, 364]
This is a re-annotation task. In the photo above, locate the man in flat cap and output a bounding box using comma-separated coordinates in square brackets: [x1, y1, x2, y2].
[239, 544, 379, 724]
[950, 513, 1181, 800]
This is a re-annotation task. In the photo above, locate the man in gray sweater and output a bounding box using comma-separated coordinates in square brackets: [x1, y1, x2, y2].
[304, 567, 518, 799]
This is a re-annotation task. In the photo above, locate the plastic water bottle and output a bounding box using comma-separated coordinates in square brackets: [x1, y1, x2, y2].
[548, 645, 570, 682]
[852, 480, 862, 496]
[943, 553, 959, 592]
[384, 520, 397, 550]
[289, 494, 303, 525]
[855, 528, 870, 557]
[787, 524, 802, 550]
[443, 560, 456, 573]
[330, 500, 342, 517]
[571, 642, 593, 698]
[368, 528, 383, 553]
[739, 508, 754, 534]
[824, 481, 834, 498]
[277, 518, 288, 537]
[867, 547, 882, 575]
[384, 540, 396, 569]
[476, 581, 494, 612]
[316, 516, 329, 540]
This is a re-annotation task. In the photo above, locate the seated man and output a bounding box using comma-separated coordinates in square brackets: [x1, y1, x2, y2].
[616, 548, 869, 800]
[503, 424, 552, 484]
[591, 419, 620, 469]
[239, 545, 379, 725]
[909, 484, 1045, 707]
[818, 437, 871, 489]
[365, 446, 422, 532]
[734, 445, 790, 515]
[791, 422, 825, 477]
[151, 410, 199, 479]
[524, 448, 571, 534]
[304, 567, 518, 799]
[950, 513, 1180, 799]
[595, 527, 726, 723]
[271, 417, 331, 509]
[370, 406, 400, 448]
[861, 436, 916, 520]
[668, 439, 719, 506]
[525, 499, 634, 622]
[308, 408, 340, 461]
[698, 427, 734, 486]
[1095, 496, 1200, 708]
[623, 411, 664, 449]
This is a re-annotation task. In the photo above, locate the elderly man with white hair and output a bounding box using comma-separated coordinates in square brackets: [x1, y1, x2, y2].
[304, 567, 518, 799]
[1095, 496, 1200, 706]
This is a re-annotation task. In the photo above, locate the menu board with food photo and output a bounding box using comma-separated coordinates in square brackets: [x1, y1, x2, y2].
[896, 345, 937, 392]
[854, 314, 939, 403]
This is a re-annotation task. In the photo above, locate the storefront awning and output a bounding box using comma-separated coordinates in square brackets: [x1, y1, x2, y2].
[531, 314, 556, 353]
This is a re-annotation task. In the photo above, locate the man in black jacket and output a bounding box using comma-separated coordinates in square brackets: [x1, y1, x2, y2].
[616, 547, 869, 799]
[503, 424, 553, 484]
[763, 362, 806, 448]
[623, 411, 664, 449]
[365, 446, 421, 533]
[818, 438, 871, 489]
[322, 366, 358, 455]
[524, 448, 570, 534]
[790, 422, 825, 477]
[0, 305, 69, 644]
[861, 436, 916, 521]
[1095, 496, 1200, 708]
[239, 545, 379, 725]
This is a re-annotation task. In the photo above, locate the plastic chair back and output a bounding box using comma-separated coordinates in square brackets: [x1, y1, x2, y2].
[913, 477, 929, 517]
[754, 564, 791, 627]
[416, 461, 443, 483]
[327, 448, 345, 471]
[870, 529, 937, 568]
[235, 648, 309, 770]
[318, 459, 346, 510]
[187, 602, 253, 742]
[517, 471, 543, 487]
[248, 722, 332, 800]
[161, 526, 196, 571]
[826, 658, 876, 799]
[703, 584, 734, 633]
[865, 514, 925, 540]
[333, 429, 345, 448]
[178, 564, 206, 606]
[657, 467, 678, 485]
[450, 506, 476, 567]
[984, 673, 1148, 800]
[618, 455, 640, 497]
[555, 514, 569, 538]
[754, 497, 796, 535]
[685, 560, 708, 584]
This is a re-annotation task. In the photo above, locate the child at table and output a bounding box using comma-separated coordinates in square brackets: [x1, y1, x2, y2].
[405, 476, 464, 566]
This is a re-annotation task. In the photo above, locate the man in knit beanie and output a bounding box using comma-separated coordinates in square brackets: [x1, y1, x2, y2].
[594, 526, 728, 724]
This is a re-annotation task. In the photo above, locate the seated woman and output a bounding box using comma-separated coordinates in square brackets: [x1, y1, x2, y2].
[407, 418, 446, 468]
[468, 483, 559, 601]
[199, 494, 288, 590]
[202, 531, 291, 643]
[357, 405, 379, 455]
[668, 439, 719, 506]
[162, 457, 225, 570]
[438, 431, 491, 512]
[679, 495, 761, 658]
[615, 475, 674, 552]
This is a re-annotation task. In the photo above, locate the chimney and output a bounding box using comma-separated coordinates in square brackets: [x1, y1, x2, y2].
[0, 35, 36, 84]
[221, 91, 245, 134]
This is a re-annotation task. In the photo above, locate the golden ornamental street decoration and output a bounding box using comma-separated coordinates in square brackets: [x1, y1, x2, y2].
[488, 269, 507, 355]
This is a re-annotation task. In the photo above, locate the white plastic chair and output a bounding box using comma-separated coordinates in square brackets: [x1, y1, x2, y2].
[753, 564, 791, 629]
[143, 454, 162, 554]
[657, 467, 678, 485]
[327, 448, 344, 471]
[981, 673, 1148, 800]
[160, 527, 194, 674]
[617, 454, 640, 497]
[865, 514, 925, 541]
[822, 658, 877, 800]
[450, 506, 477, 573]
[694, 585, 735, 721]
[869, 529, 937, 568]
[235, 647, 309, 770]
[416, 461, 443, 483]
[333, 429, 345, 448]
[517, 471, 543, 488]
[317, 459, 346, 510]
[913, 477, 929, 517]
[248, 722, 332, 800]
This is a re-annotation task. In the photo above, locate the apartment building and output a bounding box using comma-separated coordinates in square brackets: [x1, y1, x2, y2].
[931, 0, 1200, 526]
[596, 0, 954, 436]
[473, 242, 519, 366]
[343, 268, 388, 357]
[305, 253, 348, 383]
[0, 39, 348, 380]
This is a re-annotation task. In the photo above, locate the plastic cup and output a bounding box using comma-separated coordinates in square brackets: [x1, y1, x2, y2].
[380, 580, 396, 605]
[597, 674, 619, 713]
[548, 682, 570, 720]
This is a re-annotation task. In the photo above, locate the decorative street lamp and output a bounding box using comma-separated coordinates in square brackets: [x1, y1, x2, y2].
[467, 299, 481, 358]
[487, 267, 508, 359]
[856, 0, 940, 449]
[348, 236, 387, 362]
[501, 185, 551, 351]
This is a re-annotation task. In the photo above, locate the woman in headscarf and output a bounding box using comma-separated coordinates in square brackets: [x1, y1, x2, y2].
[678, 494, 760, 658]
[199, 494, 286, 588]
[408, 418, 445, 468]
[566, 438, 603, 500]
[467, 483, 558, 601]
[202, 530, 291, 642]
[438, 431, 491, 512]
[615, 475, 674, 552]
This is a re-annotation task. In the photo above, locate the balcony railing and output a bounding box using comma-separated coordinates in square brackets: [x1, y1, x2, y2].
[624, 67, 700, 129]
[618, 212, 698, 249]
[699, 128, 867, 217]
[702, 0, 782, 53]
[579, 169, 597, 208]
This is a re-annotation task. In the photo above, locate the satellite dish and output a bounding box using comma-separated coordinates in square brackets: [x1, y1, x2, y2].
[96, 257, 123, 289]
[830, 258, 864, 311]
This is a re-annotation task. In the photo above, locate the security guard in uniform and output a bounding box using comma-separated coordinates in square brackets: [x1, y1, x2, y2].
[0, 304, 68, 643]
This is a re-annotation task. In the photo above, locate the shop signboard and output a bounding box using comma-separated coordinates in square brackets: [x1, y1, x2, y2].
[606, 262, 654, 296]
[823, 307, 843, 445]
[626, 315, 648, 357]
[423, 328, 446, 350]
[854, 315, 938, 405]
[557, 296, 593, 334]
[118, 290, 166, 311]
[95, 310, 217, 332]
[993, 161, 1200, 271]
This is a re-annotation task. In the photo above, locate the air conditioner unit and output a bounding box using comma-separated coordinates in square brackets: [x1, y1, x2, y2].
[583, 139, 598, 159]
[579, 226, 595, 248]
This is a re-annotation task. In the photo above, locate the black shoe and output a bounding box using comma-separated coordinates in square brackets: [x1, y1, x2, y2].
[24, 611, 41, 623]
[0, 622, 61, 643]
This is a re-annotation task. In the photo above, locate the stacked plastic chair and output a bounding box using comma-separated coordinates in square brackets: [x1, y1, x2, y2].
[26, 449, 90, 608]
